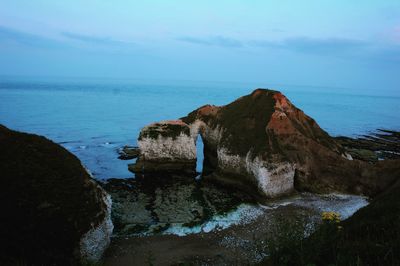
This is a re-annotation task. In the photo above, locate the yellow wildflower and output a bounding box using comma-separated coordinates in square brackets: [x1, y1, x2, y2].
[321, 211, 341, 223]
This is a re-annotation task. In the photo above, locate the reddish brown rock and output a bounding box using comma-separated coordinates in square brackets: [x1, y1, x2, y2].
[131, 89, 399, 199]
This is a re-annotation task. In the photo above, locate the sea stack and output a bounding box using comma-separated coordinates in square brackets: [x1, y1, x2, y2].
[129, 89, 396, 198]
[129, 120, 198, 175]
[0, 125, 113, 264]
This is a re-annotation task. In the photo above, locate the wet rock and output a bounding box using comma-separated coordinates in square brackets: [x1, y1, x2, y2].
[335, 129, 400, 162]
[101, 174, 255, 236]
[0, 125, 113, 265]
[117, 145, 140, 160]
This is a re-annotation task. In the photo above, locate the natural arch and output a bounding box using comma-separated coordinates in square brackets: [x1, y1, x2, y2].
[195, 134, 204, 173]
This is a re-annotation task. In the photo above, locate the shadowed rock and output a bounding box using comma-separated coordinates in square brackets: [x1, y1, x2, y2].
[102, 174, 255, 236]
[0, 125, 113, 265]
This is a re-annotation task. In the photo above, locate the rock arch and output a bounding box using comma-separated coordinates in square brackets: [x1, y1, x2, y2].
[129, 89, 389, 199]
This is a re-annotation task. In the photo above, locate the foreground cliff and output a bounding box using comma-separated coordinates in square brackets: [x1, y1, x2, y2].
[0, 125, 113, 265]
[130, 89, 398, 198]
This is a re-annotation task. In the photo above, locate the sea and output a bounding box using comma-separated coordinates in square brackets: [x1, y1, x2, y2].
[1, 76, 399, 180]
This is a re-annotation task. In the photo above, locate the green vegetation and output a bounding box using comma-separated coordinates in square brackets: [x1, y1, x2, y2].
[217, 89, 276, 158]
[139, 123, 190, 140]
[262, 181, 400, 266]
[182, 89, 278, 159]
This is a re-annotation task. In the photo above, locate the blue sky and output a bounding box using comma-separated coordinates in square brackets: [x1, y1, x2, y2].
[0, 1, 399, 91]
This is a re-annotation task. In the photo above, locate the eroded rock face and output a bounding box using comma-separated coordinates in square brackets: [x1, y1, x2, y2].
[0, 125, 113, 265]
[130, 89, 399, 199]
[79, 182, 114, 262]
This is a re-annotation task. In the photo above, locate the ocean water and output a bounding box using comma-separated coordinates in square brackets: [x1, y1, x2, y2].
[0, 77, 399, 180]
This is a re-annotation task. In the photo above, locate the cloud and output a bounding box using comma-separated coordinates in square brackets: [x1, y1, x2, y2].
[61, 32, 135, 47]
[177, 34, 368, 55]
[0, 26, 139, 56]
[177, 35, 243, 48]
[250, 37, 369, 55]
[391, 26, 400, 43]
[251, 36, 400, 64]
[0, 25, 64, 48]
[248, 40, 281, 49]
[286, 37, 368, 54]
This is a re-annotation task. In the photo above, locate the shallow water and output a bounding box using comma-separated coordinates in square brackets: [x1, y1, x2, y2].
[0, 77, 399, 179]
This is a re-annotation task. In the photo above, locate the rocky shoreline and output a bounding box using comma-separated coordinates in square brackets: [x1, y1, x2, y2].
[103, 129, 400, 265]
[336, 129, 400, 162]
[1, 88, 399, 265]
[104, 88, 400, 265]
[102, 192, 369, 265]
[101, 173, 256, 237]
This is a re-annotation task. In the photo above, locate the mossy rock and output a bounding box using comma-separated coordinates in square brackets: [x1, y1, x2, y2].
[139, 122, 190, 140]
[348, 148, 378, 162]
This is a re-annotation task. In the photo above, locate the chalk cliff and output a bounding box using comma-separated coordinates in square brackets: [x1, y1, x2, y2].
[0, 125, 113, 265]
[129, 120, 198, 174]
[130, 89, 398, 198]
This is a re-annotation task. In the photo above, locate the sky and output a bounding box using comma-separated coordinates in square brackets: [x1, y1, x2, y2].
[0, 1, 399, 91]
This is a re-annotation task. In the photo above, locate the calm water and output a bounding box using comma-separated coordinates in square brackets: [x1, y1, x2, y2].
[0, 77, 399, 179]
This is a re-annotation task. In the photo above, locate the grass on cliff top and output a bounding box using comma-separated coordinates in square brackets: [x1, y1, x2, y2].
[182, 89, 278, 158]
[139, 123, 191, 140]
[183, 88, 338, 159]
[217, 89, 276, 157]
